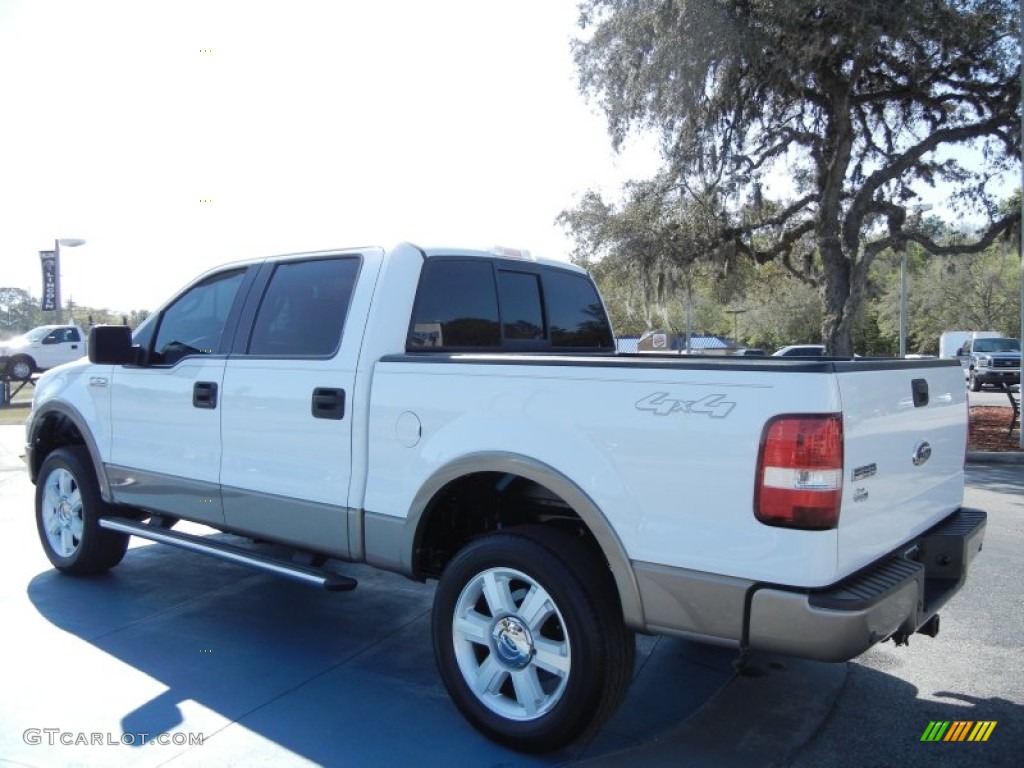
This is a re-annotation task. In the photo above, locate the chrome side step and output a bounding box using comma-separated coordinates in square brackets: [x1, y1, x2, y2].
[99, 517, 358, 592]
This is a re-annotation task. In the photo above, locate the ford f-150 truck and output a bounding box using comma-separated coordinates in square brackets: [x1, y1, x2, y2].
[25, 243, 985, 752]
[961, 335, 1021, 391]
[1, 324, 87, 381]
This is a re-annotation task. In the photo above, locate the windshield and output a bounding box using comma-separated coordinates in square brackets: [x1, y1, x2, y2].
[22, 327, 56, 342]
[974, 338, 1020, 353]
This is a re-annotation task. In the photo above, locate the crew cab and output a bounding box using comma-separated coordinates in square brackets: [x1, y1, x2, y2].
[24, 243, 985, 752]
[961, 335, 1021, 391]
[1, 324, 87, 381]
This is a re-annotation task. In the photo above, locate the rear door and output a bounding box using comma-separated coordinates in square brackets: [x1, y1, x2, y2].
[219, 254, 363, 557]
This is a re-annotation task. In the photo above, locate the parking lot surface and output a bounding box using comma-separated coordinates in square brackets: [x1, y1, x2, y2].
[1, 426, 1020, 767]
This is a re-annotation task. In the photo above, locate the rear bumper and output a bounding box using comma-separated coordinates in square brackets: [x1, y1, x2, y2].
[634, 508, 986, 662]
[747, 508, 986, 661]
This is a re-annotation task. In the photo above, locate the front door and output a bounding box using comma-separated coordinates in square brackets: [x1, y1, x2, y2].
[107, 268, 249, 525]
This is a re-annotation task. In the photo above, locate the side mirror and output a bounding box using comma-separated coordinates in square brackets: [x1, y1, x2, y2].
[955, 347, 964, 356]
[41, 336, 58, 345]
[89, 325, 135, 365]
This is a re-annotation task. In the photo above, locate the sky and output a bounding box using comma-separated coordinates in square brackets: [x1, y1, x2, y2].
[0, 0, 661, 313]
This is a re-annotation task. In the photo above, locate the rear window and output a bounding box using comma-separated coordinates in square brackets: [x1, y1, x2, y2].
[407, 258, 613, 352]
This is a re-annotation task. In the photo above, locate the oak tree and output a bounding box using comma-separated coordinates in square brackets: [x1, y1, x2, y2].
[570, 0, 1020, 353]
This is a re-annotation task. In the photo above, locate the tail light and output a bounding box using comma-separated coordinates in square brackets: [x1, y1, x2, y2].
[755, 414, 843, 530]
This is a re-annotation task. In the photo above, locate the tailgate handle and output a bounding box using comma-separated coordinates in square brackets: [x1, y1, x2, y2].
[911, 378, 929, 408]
[312, 387, 345, 420]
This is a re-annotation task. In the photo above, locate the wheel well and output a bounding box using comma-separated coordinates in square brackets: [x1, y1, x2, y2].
[413, 472, 601, 580]
[30, 411, 86, 478]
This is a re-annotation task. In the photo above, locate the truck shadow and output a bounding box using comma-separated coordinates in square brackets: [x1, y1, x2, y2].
[26, 539, 736, 766]
[781, 663, 1024, 767]
[966, 465, 1024, 498]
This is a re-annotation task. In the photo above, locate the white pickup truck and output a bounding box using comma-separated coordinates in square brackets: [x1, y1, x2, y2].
[25, 243, 985, 752]
[1, 324, 87, 381]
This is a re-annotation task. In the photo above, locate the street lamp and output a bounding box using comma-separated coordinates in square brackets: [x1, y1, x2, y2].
[899, 205, 932, 357]
[726, 308, 747, 346]
[54, 238, 86, 323]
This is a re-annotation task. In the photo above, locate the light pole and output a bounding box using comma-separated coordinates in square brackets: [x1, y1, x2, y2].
[899, 205, 932, 357]
[726, 308, 747, 346]
[54, 238, 86, 323]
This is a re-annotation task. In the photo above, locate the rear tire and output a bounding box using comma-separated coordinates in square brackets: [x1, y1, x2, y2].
[35, 446, 129, 575]
[432, 526, 635, 752]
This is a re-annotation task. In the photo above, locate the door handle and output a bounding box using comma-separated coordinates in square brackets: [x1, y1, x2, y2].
[312, 387, 345, 420]
[193, 381, 218, 409]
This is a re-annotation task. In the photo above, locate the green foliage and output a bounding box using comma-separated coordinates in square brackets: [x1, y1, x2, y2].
[586, 225, 1021, 355]
[569, 0, 1021, 354]
[904, 244, 1022, 352]
[0, 287, 45, 338]
[0, 288, 152, 338]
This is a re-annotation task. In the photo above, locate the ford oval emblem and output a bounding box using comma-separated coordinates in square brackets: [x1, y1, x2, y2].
[912, 441, 932, 467]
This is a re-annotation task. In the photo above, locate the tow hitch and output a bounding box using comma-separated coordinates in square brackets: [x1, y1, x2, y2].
[891, 614, 941, 647]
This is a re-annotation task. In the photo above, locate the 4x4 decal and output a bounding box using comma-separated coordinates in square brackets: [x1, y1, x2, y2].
[635, 392, 736, 419]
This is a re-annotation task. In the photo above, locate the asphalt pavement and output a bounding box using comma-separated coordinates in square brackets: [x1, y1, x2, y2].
[0, 424, 1020, 767]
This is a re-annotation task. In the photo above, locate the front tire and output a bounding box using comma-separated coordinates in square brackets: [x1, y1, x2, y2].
[35, 446, 129, 575]
[8, 355, 34, 381]
[432, 526, 635, 752]
[969, 371, 982, 392]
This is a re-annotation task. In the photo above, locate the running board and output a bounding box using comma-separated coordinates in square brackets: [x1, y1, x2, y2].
[99, 517, 358, 592]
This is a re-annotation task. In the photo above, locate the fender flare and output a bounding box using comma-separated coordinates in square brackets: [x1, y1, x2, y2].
[406, 451, 645, 629]
[28, 401, 112, 501]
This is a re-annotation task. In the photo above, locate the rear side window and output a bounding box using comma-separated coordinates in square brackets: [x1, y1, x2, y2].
[247, 257, 360, 356]
[408, 258, 613, 352]
[408, 260, 500, 348]
[544, 270, 614, 349]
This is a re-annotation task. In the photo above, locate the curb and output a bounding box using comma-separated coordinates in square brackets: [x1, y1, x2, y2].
[966, 450, 1024, 464]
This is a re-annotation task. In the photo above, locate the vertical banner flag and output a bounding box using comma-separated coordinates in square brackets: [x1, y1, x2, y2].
[40, 250, 59, 311]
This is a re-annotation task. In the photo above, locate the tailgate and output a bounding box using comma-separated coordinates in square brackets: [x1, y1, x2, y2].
[835, 360, 967, 577]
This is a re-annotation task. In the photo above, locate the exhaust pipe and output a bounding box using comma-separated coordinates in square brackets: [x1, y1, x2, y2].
[917, 614, 940, 638]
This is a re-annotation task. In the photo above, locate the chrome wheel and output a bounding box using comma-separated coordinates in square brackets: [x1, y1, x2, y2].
[433, 527, 635, 752]
[35, 446, 129, 575]
[452, 566, 571, 721]
[10, 358, 32, 381]
[40, 467, 84, 558]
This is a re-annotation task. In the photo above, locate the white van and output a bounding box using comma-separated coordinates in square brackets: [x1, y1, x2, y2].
[938, 331, 1002, 360]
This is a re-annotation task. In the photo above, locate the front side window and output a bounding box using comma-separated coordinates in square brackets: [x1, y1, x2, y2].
[247, 257, 360, 356]
[153, 269, 246, 364]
